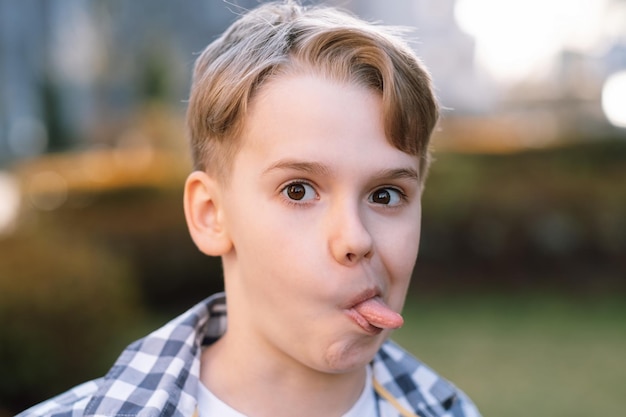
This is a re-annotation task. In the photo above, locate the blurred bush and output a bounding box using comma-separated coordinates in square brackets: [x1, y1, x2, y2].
[0, 154, 223, 411]
[38, 186, 226, 312]
[416, 138, 626, 294]
[0, 230, 144, 413]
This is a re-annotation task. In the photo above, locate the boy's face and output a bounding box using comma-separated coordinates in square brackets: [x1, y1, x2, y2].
[218, 74, 422, 374]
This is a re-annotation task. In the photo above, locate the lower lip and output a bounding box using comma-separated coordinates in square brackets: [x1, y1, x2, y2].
[345, 309, 383, 335]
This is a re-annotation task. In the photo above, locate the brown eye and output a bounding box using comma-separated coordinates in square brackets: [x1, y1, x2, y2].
[369, 187, 404, 206]
[372, 189, 391, 204]
[287, 184, 306, 200]
[282, 182, 316, 202]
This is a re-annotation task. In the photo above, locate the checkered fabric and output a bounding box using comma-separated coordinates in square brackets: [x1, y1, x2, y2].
[374, 341, 481, 417]
[17, 293, 480, 417]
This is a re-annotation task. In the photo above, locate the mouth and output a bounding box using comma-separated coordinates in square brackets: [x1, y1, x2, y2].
[345, 289, 404, 334]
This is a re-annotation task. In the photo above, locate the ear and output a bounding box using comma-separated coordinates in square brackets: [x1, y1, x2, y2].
[184, 170, 232, 256]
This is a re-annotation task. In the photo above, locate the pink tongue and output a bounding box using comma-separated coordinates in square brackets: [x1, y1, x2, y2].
[354, 297, 404, 329]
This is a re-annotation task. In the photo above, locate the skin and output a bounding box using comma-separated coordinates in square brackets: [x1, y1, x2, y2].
[184, 74, 423, 417]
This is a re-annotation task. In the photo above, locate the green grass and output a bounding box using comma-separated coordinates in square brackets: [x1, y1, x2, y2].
[392, 294, 626, 417]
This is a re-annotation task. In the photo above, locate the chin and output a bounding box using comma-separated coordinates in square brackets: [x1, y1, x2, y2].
[322, 333, 385, 373]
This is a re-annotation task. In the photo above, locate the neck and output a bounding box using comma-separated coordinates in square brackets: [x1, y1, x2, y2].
[200, 334, 368, 417]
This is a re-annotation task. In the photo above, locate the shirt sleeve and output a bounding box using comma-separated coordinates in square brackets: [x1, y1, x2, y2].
[15, 379, 101, 417]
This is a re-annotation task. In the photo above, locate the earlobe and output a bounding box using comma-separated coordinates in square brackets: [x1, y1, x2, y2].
[184, 171, 232, 256]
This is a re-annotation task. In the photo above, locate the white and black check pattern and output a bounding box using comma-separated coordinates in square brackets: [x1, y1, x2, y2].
[17, 293, 480, 417]
[374, 341, 481, 417]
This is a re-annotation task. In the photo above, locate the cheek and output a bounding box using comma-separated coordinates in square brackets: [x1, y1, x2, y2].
[235, 207, 321, 278]
[376, 217, 420, 302]
[379, 217, 421, 267]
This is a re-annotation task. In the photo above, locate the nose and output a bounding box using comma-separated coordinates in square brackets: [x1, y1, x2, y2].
[327, 200, 374, 265]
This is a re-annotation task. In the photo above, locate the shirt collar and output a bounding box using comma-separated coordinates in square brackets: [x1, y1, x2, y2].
[84, 293, 226, 417]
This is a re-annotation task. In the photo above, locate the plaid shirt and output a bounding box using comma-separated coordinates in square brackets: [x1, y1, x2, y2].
[18, 293, 481, 417]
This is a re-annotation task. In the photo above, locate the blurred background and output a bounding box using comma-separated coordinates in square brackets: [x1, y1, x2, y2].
[0, 0, 624, 415]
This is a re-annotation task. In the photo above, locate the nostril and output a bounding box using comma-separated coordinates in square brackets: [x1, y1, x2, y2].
[345, 249, 372, 264]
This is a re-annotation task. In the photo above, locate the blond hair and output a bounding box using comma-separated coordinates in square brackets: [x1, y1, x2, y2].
[186, 1, 439, 182]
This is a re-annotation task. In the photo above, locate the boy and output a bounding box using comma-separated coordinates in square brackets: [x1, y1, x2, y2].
[19, 2, 481, 416]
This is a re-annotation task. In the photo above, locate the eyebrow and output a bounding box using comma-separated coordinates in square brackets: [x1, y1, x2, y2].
[263, 159, 419, 182]
[375, 167, 420, 182]
[263, 160, 332, 176]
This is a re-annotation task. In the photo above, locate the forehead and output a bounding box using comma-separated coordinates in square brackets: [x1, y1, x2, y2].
[235, 74, 419, 174]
